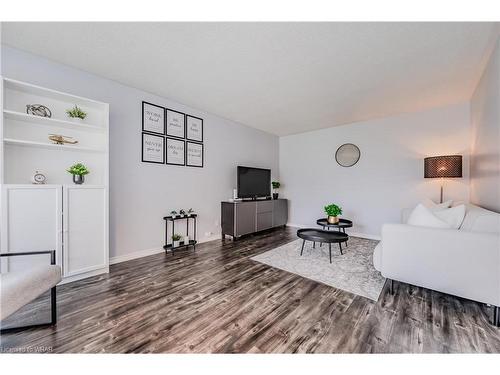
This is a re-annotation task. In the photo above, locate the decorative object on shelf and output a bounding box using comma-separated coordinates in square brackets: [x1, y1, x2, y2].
[179, 209, 186, 217]
[424, 155, 463, 203]
[67, 163, 90, 185]
[166, 109, 186, 138]
[187, 208, 195, 216]
[324, 203, 342, 224]
[170, 210, 179, 217]
[172, 233, 183, 248]
[32, 171, 46, 184]
[166, 138, 186, 165]
[49, 134, 78, 145]
[142, 133, 165, 164]
[26, 104, 52, 118]
[186, 141, 203, 167]
[163, 213, 198, 255]
[335, 143, 360, 167]
[186, 115, 203, 142]
[142, 101, 165, 135]
[271, 181, 281, 200]
[66, 105, 87, 121]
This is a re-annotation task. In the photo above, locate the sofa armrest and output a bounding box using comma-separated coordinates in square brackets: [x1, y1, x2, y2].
[0, 250, 56, 265]
[381, 224, 500, 306]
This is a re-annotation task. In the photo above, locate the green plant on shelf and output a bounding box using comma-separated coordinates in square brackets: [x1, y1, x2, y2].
[66, 105, 87, 120]
[172, 234, 183, 241]
[179, 209, 186, 216]
[187, 208, 194, 216]
[170, 210, 178, 217]
[67, 163, 90, 176]
[271, 181, 281, 189]
[324, 204, 342, 217]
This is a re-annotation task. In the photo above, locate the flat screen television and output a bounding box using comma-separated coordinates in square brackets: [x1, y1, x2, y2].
[237, 166, 271, 199]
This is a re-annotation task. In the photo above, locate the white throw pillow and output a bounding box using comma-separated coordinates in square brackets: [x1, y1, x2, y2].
[422, 198, 453, 211]
[434, 204, 466, 229]
[407, 204, 451, 229]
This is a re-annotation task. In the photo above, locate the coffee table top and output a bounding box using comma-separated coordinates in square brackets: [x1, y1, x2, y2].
[297, 228, 348, 243]
[316, 218, 353, 228]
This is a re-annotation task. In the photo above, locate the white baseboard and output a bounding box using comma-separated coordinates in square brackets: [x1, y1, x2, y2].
[109, 234, 223, 265]
[286, 223, 381, 241]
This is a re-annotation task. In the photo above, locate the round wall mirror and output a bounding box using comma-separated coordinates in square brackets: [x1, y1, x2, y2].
[335, 143, 361, 167]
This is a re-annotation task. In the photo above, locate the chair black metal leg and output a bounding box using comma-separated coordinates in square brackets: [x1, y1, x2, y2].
[300, 239, 305, 256]
[329, 243, 332, 263]
[51, 286, 57, 325]
[313, 241, 315, 249]
[493, 306, 500, 327]
[389, 279, 394, 295]
[339, 242, 343, 255]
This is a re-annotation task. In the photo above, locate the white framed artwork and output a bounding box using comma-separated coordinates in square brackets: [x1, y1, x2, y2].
[186, 142, 203, 168]
[142, 133, 165, 164]
[166, 138, 186, 166]
[186, 115, 203, 142]
[166, 109, 185, 139]
[142, 102, 165, 135]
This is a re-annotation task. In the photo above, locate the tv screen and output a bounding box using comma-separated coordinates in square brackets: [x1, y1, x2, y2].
[237, 166, 271, 199]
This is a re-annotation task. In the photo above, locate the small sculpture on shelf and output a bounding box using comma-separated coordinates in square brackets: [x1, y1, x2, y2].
[66, 105, 87, 122]
[67, 163, 89, 185]
[170, 210, 179, 218]
[179, 209, 186, 217]
[26, 104, 52, 118]
[187, 208, 195, 216]
[49, 134, 78, 145]
[32, 171, 46, 185]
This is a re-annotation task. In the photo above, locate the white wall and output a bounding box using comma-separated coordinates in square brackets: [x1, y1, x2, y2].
[280, 104, 471, 238]
[1, 45, 279, 262]
[470, 37, 500, 213]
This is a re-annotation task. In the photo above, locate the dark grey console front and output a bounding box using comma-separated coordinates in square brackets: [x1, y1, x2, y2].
[221, 199, 288, 239]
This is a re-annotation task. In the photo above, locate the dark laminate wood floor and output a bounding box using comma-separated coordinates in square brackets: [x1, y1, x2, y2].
[1, 227, 499, 353]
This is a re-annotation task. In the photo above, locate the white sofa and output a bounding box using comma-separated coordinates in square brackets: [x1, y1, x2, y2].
[373, 203, 500, 326]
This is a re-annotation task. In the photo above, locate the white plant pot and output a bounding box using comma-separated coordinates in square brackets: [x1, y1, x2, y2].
[173, 240, 180, 248]
[69, 117, 85, 123]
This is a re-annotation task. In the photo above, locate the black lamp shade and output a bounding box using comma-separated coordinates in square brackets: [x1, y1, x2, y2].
[424, 155, 462, 178]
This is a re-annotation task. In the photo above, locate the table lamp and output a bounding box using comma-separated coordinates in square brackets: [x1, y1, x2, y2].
[424, 155, 462, 203]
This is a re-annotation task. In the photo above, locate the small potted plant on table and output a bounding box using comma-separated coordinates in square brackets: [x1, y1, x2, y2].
[172, 234, 183, 248]
[187, 208, 195, 216]
[179, 209, 186, 217]
[66, 105, 87, 122]
[170, 210, 178, 218]
[324, 203, 342, 224]
[67, 163, 89, 184]
[272, 181, 281, 199]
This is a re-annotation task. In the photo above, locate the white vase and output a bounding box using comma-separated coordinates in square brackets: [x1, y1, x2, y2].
[173, 240, 180, 248]
[69, 117, 84, 123]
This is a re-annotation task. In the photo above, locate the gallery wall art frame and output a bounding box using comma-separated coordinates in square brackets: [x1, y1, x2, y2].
[142, 132, 165, 164]
[186, 141, 204, 168]
[166, 137, 186, 166]
[166, 108, 186, 139]
[186, 115, 204, 142]
[142, 101, 166, 135]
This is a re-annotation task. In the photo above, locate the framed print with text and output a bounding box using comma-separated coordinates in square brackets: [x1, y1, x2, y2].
[166, 137, 186, 166]
[166, 109, 186, 138]
[186, 115, 203, 142]
[142, 133, 165, 164]
[186, 141, 203, 167]
[142, 101, 165, 135]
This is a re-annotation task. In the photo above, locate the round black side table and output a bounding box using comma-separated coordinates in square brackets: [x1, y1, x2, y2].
[316, 218, 352, 246]
[296, 228, 348, 263]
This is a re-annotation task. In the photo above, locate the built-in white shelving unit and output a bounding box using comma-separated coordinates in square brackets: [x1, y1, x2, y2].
[0, 76, 110, 283]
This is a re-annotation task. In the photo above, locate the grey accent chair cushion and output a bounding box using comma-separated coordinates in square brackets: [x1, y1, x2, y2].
[1, 265, 61, 320]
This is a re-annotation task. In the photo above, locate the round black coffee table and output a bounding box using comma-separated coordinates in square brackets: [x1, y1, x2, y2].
[316, 218, 353, 246]
[296, 228, 348, 263]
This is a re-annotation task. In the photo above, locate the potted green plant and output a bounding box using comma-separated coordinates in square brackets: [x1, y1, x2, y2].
[324, 203, 342, 224]
[179, 209, 186, 217]
[187, 208, 195, 216]
[170, 210, 178, 218]
[172, 233, 183, 248]
[66, 105, 87, 122]
[272, 181, 281, 200]
[67, 163, 89, 184]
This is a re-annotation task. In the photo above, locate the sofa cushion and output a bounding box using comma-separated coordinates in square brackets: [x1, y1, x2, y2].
[460, 204, 500, 234]
[407, 204, 451, 229]
[0, 264, 61, 320]
[434, 204, 466, 229]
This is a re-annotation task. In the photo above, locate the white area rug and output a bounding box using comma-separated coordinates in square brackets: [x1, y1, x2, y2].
[251, 236, 385, 301]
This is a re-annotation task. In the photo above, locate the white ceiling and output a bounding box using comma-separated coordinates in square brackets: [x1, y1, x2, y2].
[2, 22, 498, 136]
